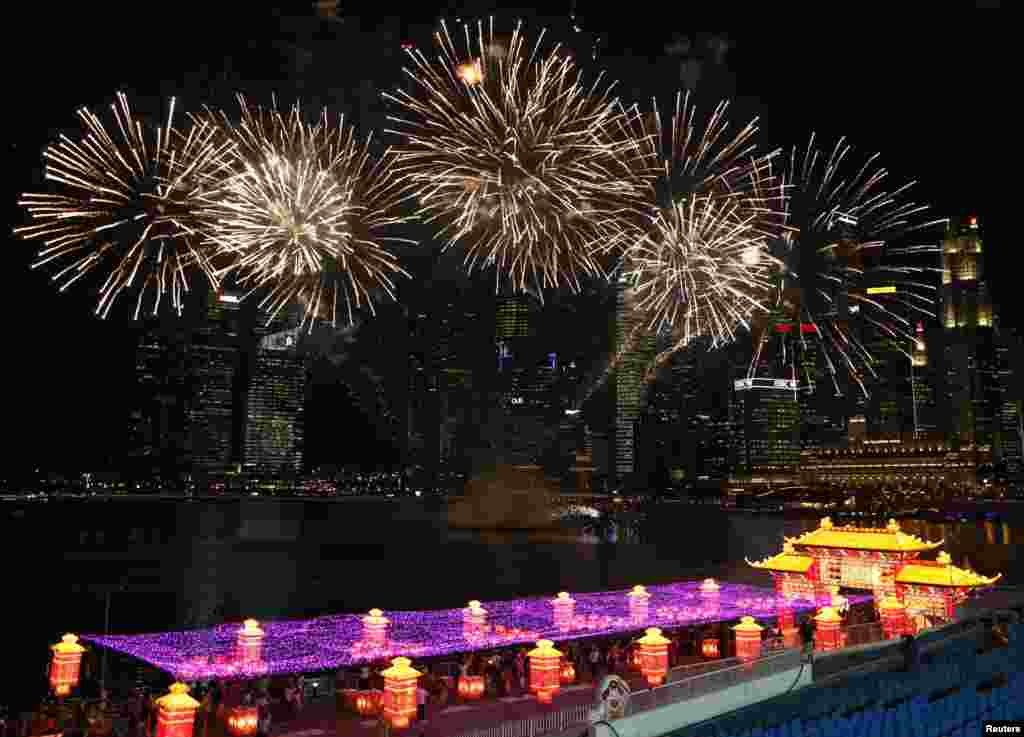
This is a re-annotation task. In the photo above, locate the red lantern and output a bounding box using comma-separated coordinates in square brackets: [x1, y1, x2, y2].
[628, 585, 650, 623]
[155, 683, 200, 737]
[49, 634, 86, 697]
[879, 596, 909, 640]
[701, 637, 720, 659]
[225, 707, 258, 737]
[560, 661, 576, 685]
[733, 617, 764, 663]
[527, 639, 563, 704]
[813, 607, 843, 652]
[457, 675, 485, 700]
[551, 592, 575, 631]
[354, 691, 382, 717]
[635, 628, 671, 687]
[363, 609, 389, 649]
[381, 657, 422, 729]
[236, 619, 264, 664]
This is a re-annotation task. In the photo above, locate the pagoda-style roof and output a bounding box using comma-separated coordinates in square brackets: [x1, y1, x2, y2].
[896, 552, 1002, 588]
[747, 543, 816, 573]
[785, 517, 943, 553]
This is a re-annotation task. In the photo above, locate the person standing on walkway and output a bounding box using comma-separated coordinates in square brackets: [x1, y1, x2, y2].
[415, 685, 428, 723]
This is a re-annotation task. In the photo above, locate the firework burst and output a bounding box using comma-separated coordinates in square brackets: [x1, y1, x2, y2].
[203, 97, 415, 329]
[384, 19, 649, 298]
[17, 92, 234, 319]
[616, 92, 784, 376]
[750, 134, 947, 397]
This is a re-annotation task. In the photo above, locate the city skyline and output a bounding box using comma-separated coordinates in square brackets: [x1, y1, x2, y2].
[3, 7, 1013, 473]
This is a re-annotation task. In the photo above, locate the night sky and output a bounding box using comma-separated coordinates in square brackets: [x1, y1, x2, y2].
[2, 4, 1011, 473]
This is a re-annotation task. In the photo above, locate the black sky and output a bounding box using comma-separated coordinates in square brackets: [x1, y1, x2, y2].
[3, 5, 1012, 472]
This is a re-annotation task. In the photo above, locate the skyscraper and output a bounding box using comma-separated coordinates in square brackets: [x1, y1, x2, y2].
[244, 313, 306, 473]
[189, 290, 245, 473]
[610, 278, 656, 485]
[940, 216, 1003, 451]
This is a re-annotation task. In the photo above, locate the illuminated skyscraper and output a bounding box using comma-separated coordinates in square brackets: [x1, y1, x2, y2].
[940, 216, 1003, 450]
[941, 216, 991, 330]
[244, 309, 306, 472]
[910, 321, 939, 435]
[735, 377, 801, 470]
[188, 290, 245, 473]
[610, 278, 656, 484]
[129, 326, 192, 474]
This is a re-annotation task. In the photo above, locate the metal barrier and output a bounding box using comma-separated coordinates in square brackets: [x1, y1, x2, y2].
[451, 702, 592, 737]
[627, 649, 804, 715]
[451, 650, 805, 737]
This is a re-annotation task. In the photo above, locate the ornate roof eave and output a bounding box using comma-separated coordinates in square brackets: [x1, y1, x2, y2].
[896, 568, 1002, 588]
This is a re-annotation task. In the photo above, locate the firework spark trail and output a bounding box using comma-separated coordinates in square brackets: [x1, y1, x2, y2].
[384, 18, 650, 299]
[749, 134, 947, 398]
[17, 92, 235, 319]
[202, 96, 416, 330]
[575, 93, 784, 407]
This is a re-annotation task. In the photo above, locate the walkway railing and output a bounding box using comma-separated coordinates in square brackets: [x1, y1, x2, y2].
[628, 648, 804, 714]
[450, 649, 805, 737]
[451, 702, 592, 737]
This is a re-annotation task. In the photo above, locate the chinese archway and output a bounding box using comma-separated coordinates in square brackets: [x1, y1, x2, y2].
[748, 517, 1001, 631]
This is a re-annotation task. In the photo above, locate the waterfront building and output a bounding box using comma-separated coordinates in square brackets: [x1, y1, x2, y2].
[799, 431, 990, 491]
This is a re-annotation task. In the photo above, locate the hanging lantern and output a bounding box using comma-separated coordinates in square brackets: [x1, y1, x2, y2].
[49, 634, 86, 697]
[457, 675, 485, 700]
[155, 683, 200, 737]
[381, 657, 422, 729]
[363, 609, 390, 648]
[527, 639, 563, 704]
[551, 592, 575, 631]
[627, 585, 650, 623]
[879, 595, 909, 640]
[354, 691, 382, 717]
[733, 617, 764, 663]
[559, 660, 576, 685]
[635, 627, 671, 687]
[225, 706, 258, 737]
[813, 607, 843, 652]
[701, 637, 720, 659]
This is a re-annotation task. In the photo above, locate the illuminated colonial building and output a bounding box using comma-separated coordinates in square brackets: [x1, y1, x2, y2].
[799, 432, 990, 490]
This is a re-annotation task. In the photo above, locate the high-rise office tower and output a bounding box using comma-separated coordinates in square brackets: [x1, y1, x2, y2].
[910, 321, 939, 435]
[129, 325, 192, 473]
[940, 216, 1003, 451]
[244, 307, 306, 472]
[189, 290, 245, 473]
[739, 325, 801, 470]
[610, 278, 656, 485]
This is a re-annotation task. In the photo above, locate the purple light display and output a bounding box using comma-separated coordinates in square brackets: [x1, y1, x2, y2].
[82, 582, 870, 681]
